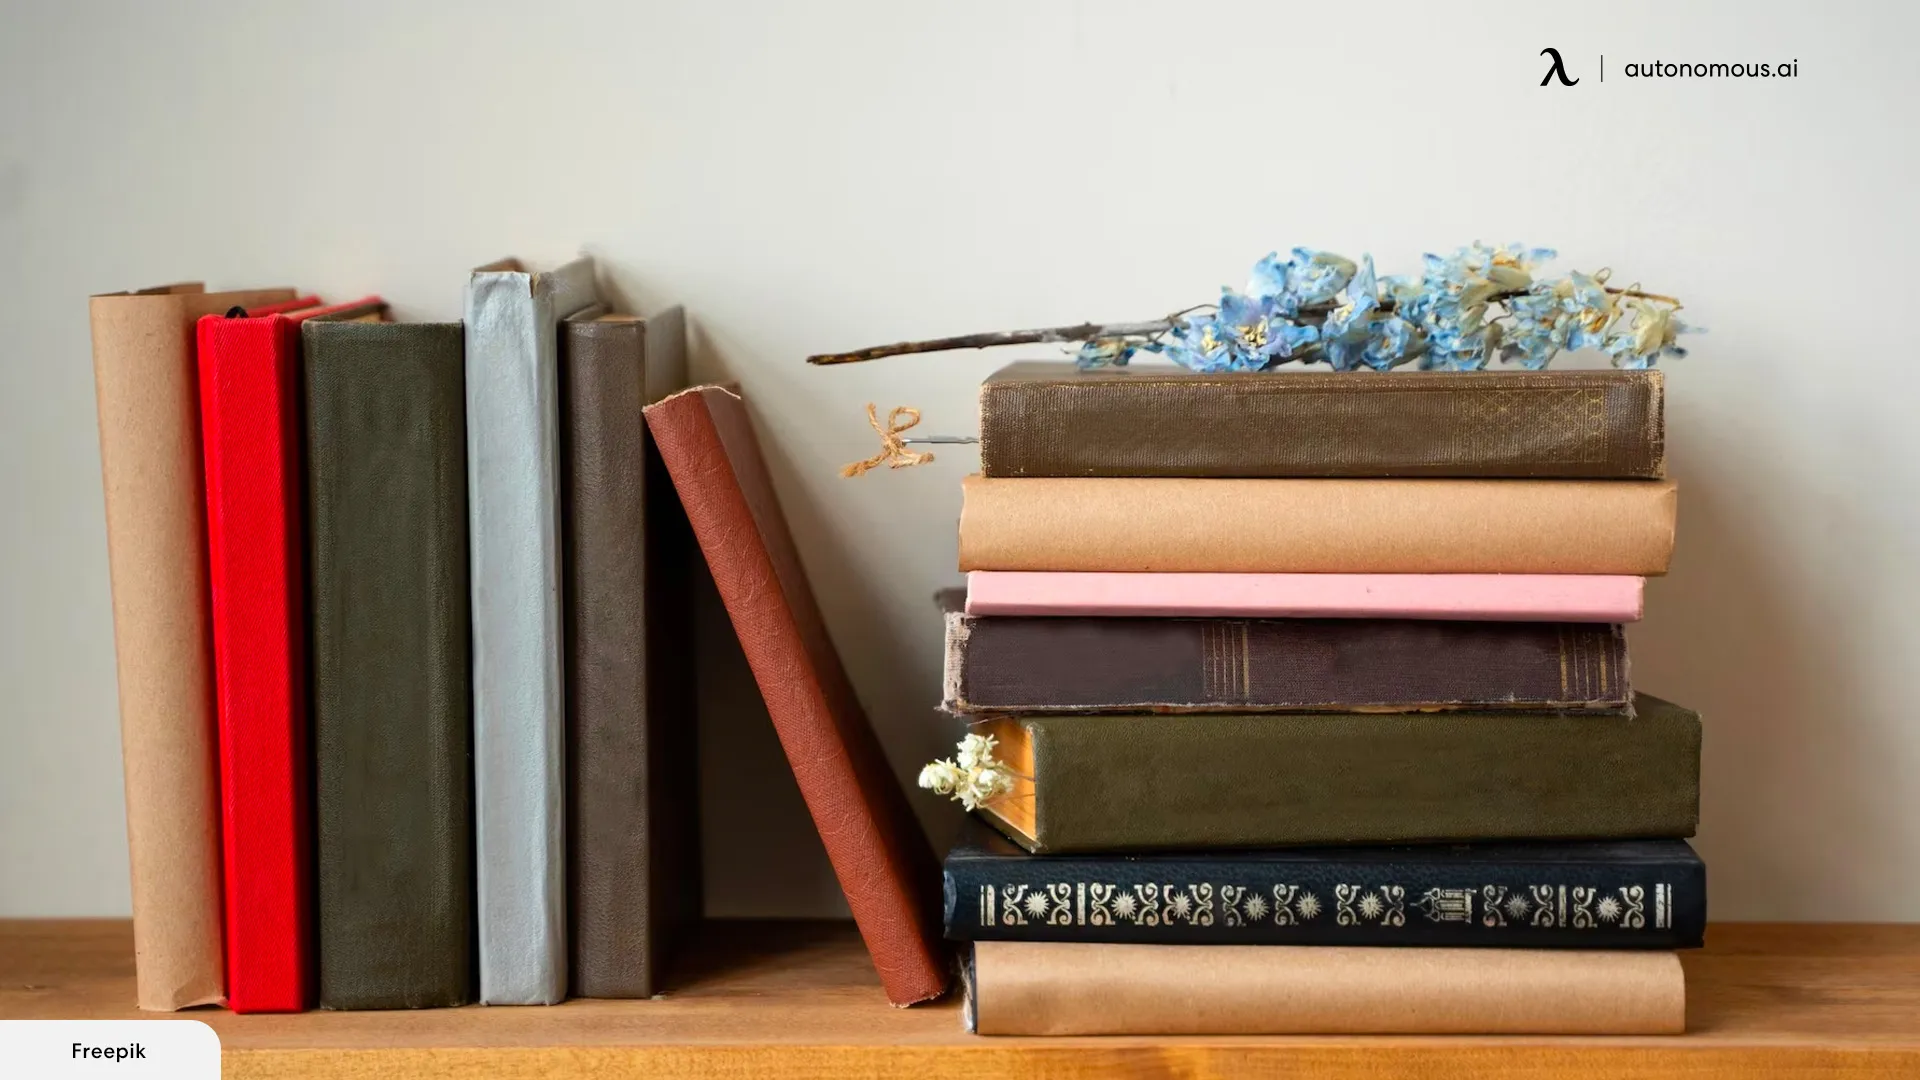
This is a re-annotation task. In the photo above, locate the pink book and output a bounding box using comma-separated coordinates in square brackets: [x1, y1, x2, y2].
[965, 571, 1643, 623]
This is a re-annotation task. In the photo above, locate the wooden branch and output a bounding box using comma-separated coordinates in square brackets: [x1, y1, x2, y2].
[806, 320, 1173, 366]
[804, 285, 1681, 366]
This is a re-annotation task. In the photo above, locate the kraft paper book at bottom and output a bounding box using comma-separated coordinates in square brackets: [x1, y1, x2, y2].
[968, 941, 1686, 1035]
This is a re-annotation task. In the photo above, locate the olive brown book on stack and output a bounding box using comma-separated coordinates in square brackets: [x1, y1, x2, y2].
[942, 361, 1703, 1036]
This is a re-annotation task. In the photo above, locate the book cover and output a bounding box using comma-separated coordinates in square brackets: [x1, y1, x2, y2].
[643, 385, 949, 1006]
[944, 821, 1704, 949]
[967, 941, 1685, 1035]
[196, 295, 377, 1013]
[304, 317, 475, 1010]
[560, 307, 699, 998]
[964, 571, 1645, 622]
[90, 281, 297, 1011]
[466, 256, 600, 1005]
[976, 361, 1665, 479]
[975, 694, 1700, 854]
[944, 614, 1630, 713]
[958, 475, 1677, 574]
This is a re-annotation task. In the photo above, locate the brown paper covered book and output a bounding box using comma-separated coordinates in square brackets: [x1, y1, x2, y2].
[91, 282, 298, 1011]
[968, 941, 1685, 1035]
[958, 475, 1677, 574]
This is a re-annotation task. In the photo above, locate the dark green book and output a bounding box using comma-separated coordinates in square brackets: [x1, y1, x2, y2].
[304, 319, 475, 1009]
[977, 694, 1699, 854]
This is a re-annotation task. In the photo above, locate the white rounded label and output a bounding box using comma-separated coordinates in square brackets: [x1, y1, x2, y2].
[1, 1020, 220, 1078]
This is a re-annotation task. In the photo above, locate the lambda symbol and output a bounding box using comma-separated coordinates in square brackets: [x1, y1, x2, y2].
[1540, 48, 1579, 86]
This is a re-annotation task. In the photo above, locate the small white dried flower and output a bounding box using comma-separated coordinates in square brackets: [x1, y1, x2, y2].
[955, 733, 995, 770]
[918, 734, 1016, 811]
[918, 761, 960, 795]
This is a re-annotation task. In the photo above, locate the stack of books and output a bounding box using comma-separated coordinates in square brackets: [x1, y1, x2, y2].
[940, 360, 1704, 1035]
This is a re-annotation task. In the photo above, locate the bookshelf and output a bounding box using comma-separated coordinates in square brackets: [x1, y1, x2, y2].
[4, 919, 1917, 1079]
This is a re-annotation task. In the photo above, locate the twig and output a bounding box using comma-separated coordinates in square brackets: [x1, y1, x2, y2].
[805, 287, 1679, 365]
[807, 320, 1173, 365]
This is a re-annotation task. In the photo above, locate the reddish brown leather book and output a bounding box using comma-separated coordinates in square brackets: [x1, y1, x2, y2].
[643, 386, 949, 1006]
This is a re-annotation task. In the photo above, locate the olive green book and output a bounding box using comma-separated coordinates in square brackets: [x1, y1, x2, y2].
[976, 694, 1699, 854]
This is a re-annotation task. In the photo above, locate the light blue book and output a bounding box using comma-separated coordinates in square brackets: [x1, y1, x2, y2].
[466, 256, 599, 1005]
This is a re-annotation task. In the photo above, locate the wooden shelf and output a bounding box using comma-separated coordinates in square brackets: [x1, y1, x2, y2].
[4, 920, 1919, 1078]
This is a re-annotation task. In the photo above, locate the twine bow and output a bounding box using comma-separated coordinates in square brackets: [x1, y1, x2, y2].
[841, 403, 936, 478]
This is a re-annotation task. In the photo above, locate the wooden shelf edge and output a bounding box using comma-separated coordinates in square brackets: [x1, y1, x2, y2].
[7, 919, 1920, 1080]
[222, 1044, 1920, 1080]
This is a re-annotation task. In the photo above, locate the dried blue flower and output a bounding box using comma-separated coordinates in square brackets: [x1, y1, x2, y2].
[1362, 315, 1423, 371]
[1322, 255, 1379, 338]
[1285, 248, 1357, 306]
[1161, 312, 1240, 372]
[1217, 287, 1318, 368]
[1044, 245, 1685, 375]
[1074, 337, 1136, 369]
[1603, 299, 1695, 368]
[1246, 252, 1291, 305]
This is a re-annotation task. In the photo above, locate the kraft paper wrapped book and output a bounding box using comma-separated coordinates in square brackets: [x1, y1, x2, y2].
[91, 282, 298, 1011]
[958, 476, 1677, 574]
[967, 941, 1686, 1035]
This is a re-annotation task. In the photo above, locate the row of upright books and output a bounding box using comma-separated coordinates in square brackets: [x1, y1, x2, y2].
[90, 261, 703, 1012]
[932, 361, 1703, 1035]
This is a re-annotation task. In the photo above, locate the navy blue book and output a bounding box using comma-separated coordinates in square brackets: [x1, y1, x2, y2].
[944, 821, 1704, 949]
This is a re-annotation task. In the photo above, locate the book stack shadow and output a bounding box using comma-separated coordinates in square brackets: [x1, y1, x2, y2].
[941, 361, 1704, 1036]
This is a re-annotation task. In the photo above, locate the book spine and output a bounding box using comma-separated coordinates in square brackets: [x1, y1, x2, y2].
[561, 314, 698, 998]
[196, 314, 311, 1012]
[958, 476, 1677, 574]
[999, 695, 1700, 853]
[90, 286, 293, 1011]
[977, 368, 1664, 479]
[466, 269, 594, 1005]
[963, 571, 1645, 622]
[306, 322, 474, 1010]
[968, 942, 1685, 1035]
[644, 386, 950, 1007]
[946, 614, 1629, 713]
[945, 854, 1704, 948]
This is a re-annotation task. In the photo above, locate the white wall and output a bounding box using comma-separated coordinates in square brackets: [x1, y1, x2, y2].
[3, 0, 1916, 920]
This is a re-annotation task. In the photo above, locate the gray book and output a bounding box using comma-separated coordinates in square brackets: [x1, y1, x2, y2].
[466, 256, 599, 1005]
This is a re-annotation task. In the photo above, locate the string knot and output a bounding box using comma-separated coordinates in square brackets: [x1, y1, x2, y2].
[841, 403, 935, 478]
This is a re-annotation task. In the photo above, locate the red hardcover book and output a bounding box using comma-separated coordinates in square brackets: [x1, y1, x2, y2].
[196, 296, 380, 1013]
[644, 386, 949, 1006]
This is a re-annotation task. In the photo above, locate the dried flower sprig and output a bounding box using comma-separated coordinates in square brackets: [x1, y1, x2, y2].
[806, 243, 1695, 372]
[917, 733, 1015, 811]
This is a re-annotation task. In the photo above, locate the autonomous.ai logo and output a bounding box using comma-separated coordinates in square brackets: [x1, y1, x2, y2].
[1540, 48, 1579, 86]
